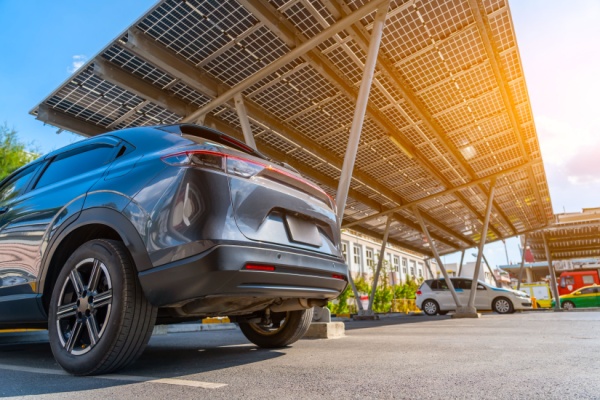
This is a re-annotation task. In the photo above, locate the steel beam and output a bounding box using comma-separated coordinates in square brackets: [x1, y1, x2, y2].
[424, 259, 435, 280]
[36, 104, 107, 137]
[413, 206, 462, 308]
[458, 250, 466, 276]
[366, 216, 393, 314]
[542, 231, 562, 311]
[342, 161, 536, 228]
[183, 0, 389, 123]
[466, 179, 497, 311]
[481, 252, 499, 287]
[233, 93, 257, 150]
[325, 0, 514, 237]
[516, 235, 528, 291]
[336, 1, 390, 223]
[93, 58, 191, 118]
[467, 0, 545, 224]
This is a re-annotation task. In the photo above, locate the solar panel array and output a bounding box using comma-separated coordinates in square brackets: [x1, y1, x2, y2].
[31, 0, 553, 257]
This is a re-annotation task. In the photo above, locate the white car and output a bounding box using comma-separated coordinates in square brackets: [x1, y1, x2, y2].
[416, 278, 532, 315]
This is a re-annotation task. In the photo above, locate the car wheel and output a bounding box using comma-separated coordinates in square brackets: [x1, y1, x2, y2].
[421, 299, 439, 316]
[562, 301, 575, 310]
[239, 308, 313, 348]
[493, 297, 514, 314]
[48, 239, 157, 375]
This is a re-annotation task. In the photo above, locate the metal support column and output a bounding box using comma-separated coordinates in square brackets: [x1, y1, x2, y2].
[366, 216, 393, 315]
[542, 231, 562, 311]
[481, 252, 499, 287]
[424, 259, 435, 280]
[457, 250, 466, 276]
[233, 93, 257, 150]
[516, 235, 529, 291]
[413, 206, 462, 308]
[466, 179, 497, 313]
[335, 2, 390, 222]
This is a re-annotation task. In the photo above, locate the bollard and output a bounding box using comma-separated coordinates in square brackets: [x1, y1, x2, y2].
[531, 296, 537, 309]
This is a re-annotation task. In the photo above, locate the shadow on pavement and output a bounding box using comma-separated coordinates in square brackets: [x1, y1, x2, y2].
[342, 314, 451, 331]
[0, 328, 280, 397]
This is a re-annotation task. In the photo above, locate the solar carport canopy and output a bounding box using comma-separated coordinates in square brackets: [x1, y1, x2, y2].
[31, 0, 553, 257]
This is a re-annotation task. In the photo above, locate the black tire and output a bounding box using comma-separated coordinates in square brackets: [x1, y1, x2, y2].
[239, 308, 313, 348]
[48, 239, 157, 375]
[562, 301, 575, 310]
[493, 297, 514, 314]
[421, 299, 439, 316]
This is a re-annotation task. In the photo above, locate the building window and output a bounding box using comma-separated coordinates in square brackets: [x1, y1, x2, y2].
[341, 241, 349, 262]
[402, 258, 408, 275]
[393, 256, 400, 272]
[418, 262, 425, 278]
[353, 245, 362, 271]
[366, 247, 374, 268]
[409, 260, 416, 277]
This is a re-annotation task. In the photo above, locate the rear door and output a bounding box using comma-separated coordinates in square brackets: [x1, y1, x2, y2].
[0, 137, 120, 302]
[575, 287, 597, 308]
[0, 162, 44, 297]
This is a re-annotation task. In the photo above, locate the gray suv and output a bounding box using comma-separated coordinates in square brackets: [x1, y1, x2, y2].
[0, 124, 347, 375]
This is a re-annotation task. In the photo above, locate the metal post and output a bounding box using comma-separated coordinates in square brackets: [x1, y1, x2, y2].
[348, 273, 363, 312]
[233, 93, 257, 150]
[516, 234, 529, 291]
[424, 259, 435, 280]
[335, 2, 390, 222]
[413, 206, 462, 308]
[542, 231, 562, 311]
[366, 216, 393, 314]
[466, 179, 497, 311]
[457, 250, 466, 276]
[481, 252, 499, 287]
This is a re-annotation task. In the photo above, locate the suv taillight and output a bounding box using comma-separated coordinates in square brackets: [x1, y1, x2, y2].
[162, 150, 334, 209]
[416, 290, 422, 295]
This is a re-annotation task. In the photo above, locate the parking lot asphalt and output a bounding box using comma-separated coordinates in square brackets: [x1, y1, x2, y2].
[1, 311, 599, 399]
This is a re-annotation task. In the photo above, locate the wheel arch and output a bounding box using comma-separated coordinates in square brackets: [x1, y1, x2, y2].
[40, 208, 152, 312]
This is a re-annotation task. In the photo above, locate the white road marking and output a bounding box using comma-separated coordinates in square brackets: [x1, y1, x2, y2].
[0, 363, 227, 389]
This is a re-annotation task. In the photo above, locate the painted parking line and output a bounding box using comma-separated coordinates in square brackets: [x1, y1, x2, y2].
[0, 363, 227, 389]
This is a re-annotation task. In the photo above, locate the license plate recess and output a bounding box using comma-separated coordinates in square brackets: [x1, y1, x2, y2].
[284, 214, 322, 247]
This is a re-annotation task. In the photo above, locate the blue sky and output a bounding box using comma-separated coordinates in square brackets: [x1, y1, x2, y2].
[1, 1, 597, 268]
[0, 0, 155, 152]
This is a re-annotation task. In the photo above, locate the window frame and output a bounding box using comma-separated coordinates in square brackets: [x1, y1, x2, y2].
[0, 161, 44, 204]
[32, 137, 121, 190]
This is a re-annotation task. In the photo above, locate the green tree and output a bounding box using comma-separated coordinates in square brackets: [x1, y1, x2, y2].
[0, 124, 38, 180]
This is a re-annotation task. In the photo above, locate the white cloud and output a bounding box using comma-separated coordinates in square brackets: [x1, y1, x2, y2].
[67, 54, 87, 73]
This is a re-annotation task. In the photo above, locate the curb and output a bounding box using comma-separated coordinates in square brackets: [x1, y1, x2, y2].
[153, 323, 238, 335]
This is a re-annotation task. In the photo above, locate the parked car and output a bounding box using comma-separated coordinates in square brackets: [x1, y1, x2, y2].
[551, 284, 600, 310]
[0, 124, 347, 375]
[416, 278, 532, 315]
[558, 270, 600, 295]
[515, 283, 552, 308]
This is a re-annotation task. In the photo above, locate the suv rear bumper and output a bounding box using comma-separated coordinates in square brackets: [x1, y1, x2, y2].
[138, 243, 348, 307]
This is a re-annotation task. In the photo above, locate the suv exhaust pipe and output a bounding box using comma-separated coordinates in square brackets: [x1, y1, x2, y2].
[269, 298, 328, 312]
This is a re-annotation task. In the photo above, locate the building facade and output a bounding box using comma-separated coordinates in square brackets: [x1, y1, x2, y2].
[341, 230, 432, 284]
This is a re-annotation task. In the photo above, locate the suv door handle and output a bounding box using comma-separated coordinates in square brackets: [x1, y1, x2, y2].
[0, 206, 8, 215]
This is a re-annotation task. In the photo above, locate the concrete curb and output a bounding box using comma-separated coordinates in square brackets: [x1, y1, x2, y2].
[153, 323, 238, 335]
